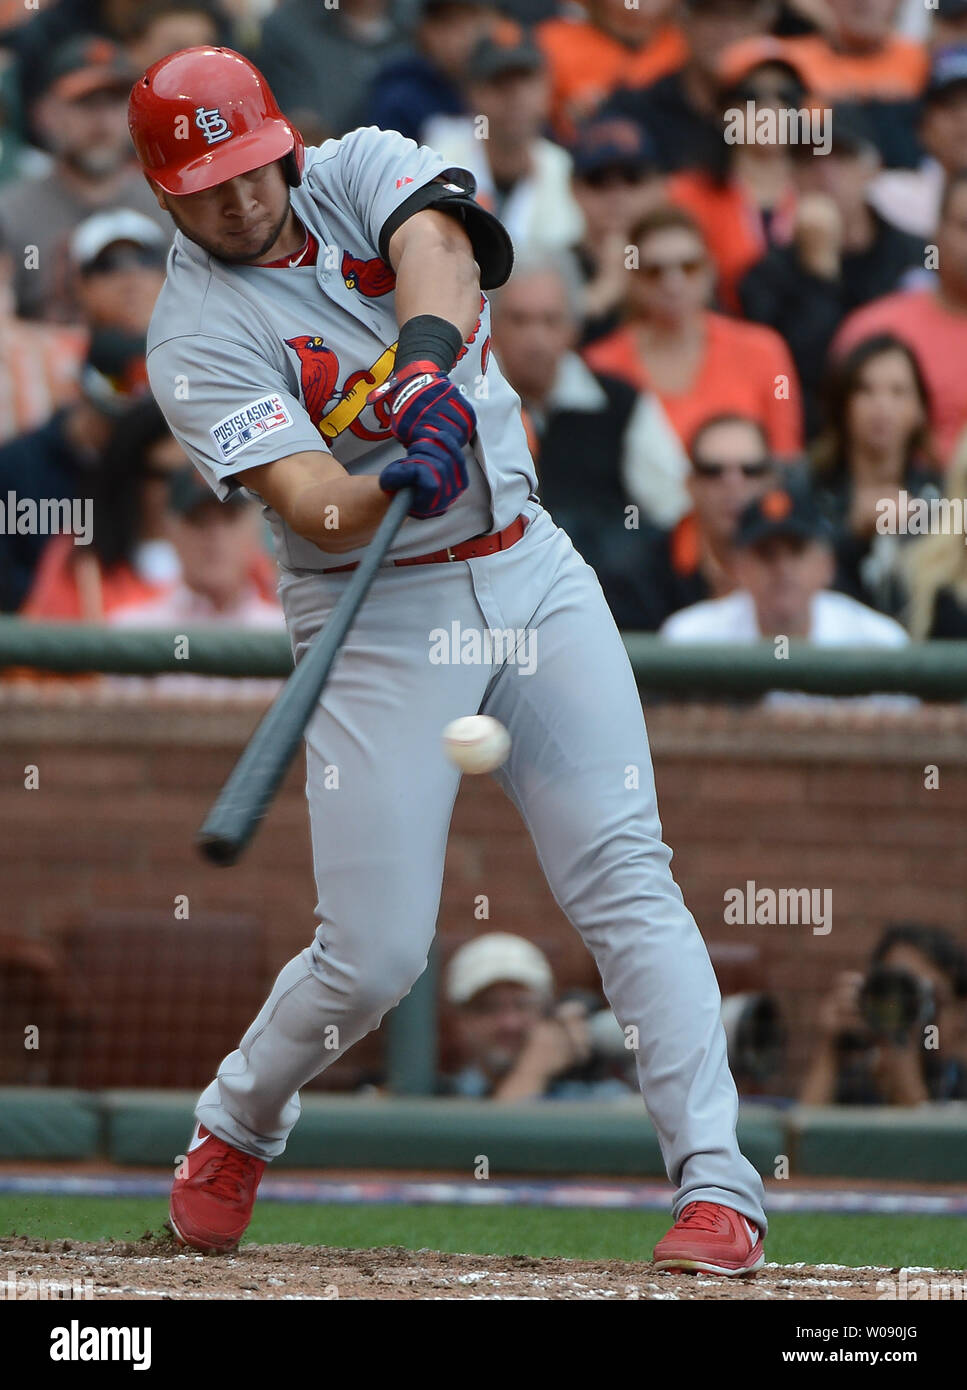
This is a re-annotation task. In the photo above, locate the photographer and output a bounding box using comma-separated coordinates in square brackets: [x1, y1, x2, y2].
[800, 924, 967, 1106]
[443, 933, 635, 1101]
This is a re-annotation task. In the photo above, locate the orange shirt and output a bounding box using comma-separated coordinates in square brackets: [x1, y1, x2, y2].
[666, 172, 797, 314]
[834, 289, 967, 464]
[2, 536, 168, 686]
[20, 535, 167, 621]
[583, 313, 803, 457]
[0, 318, 86, 443]
[670, 509, 700, 576]
[537, 17, 688, 138]
[21, 536, 279, 621]
[780, 34, 928, 100]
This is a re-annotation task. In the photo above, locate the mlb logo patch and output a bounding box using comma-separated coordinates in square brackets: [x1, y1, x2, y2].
[210, 393, 294, 460]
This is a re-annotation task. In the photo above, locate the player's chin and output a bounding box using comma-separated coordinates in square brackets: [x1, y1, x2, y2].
[213, 231, 271, 263]
[214, 220, 281, 262]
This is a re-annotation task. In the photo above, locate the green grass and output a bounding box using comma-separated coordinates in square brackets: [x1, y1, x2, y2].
[0, 1196, 964, 1268]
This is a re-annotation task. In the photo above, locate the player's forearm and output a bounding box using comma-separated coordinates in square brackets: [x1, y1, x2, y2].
[289, 472, 391, 553]
[391, 213, 481, 344]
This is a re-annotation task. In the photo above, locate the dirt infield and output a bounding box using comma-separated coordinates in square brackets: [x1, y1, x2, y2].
[0, 1235, 938, 1300]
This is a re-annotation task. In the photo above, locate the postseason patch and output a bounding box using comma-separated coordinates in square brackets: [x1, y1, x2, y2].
[210, 394, 294, 461]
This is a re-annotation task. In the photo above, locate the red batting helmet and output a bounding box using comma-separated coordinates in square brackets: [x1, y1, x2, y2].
[128, 46, 305, 196]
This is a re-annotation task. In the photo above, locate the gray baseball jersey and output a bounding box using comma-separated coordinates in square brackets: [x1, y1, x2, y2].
[150, 124, 766, 1236]
[147, 126, 536, 571]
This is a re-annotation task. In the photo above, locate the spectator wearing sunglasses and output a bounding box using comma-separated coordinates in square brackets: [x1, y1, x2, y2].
[584, 205, 804, 459]
[600, 0, 782, 175]
[739, 105, 924, 439]
[565, 117, 667, 347]
[491, 251, 689, 572]
[665, 38, 806, 313]
[660, 479, 910, 659]
[70, 207, 168, 337]
[779, 0, 928, 167]
[600, 414, 777, 630]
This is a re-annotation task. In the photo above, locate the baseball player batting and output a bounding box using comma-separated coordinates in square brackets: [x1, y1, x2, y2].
[128, 46, 766, 1276]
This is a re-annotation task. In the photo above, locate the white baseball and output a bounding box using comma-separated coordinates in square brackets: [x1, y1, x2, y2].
[442, 715, 511, 775]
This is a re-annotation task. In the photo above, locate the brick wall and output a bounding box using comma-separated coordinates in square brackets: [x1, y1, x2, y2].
[1, 685, 965, 1096]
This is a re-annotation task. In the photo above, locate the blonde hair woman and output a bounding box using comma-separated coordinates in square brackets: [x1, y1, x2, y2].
[904, 432, 967, 639]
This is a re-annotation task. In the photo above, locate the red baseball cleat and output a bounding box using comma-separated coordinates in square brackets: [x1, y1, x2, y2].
[653, 1202, 765, 1276]
[168, 1125, 266, 1253]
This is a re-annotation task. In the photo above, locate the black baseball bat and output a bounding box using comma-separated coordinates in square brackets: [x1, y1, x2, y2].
[197, 486, 414, 865]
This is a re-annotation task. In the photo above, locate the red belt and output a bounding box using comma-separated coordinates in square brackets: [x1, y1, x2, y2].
[321, 514, 528, 573]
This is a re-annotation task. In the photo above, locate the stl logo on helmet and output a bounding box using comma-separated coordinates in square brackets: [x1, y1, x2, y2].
[194, 106, 233, 145]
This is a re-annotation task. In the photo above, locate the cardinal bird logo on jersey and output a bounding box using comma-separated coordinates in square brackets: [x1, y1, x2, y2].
[284, 335, 340, 427]
[341, 251, 396, 298]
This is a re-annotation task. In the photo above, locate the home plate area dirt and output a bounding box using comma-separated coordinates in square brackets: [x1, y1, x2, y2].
[0, 1235, 934, 1300]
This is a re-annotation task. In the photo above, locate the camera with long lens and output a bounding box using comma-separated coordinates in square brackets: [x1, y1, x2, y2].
[858, 967, 935, 1046]
[554, 990, 633, 1081]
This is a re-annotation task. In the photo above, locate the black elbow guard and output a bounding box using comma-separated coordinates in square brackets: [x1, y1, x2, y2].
[377, 168, 515, 290]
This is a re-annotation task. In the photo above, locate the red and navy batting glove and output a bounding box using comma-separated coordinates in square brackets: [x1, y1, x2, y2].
[378, 426, 469, 520]
[371, 360, 477, 449]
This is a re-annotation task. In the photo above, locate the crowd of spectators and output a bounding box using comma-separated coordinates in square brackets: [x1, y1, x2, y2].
[1, 3, 963, 1111]
[439, 921, 967, 1106]
[1, 0, 966, 658]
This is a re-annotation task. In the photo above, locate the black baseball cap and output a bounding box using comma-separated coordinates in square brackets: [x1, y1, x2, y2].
[38, 34, 136, 102]
[81, 328, 150, 416]
[468, 35, 544, 83]
[788, 102, 879, 162]
[168, 466, 248, 517]
[925, 46, 967, 103]
[734, 485, 830, 549]
[936, 0, 967, 18]
[826, 103, 879, 157]
[420, 0, 490, 12]
[570, 118, 658, 178]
